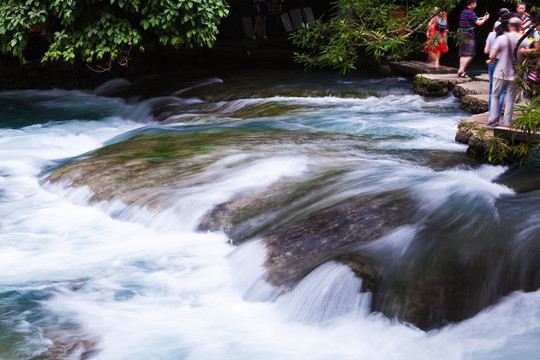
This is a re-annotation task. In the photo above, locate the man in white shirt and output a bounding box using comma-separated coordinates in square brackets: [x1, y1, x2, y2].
[486, 15, 529, 127]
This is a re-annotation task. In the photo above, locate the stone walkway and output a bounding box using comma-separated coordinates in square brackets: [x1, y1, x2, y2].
[450, 76, 498, 142]
[390, 60, 491, 120]
[390, 61, 534, 161]
[388, 60, 456, 76]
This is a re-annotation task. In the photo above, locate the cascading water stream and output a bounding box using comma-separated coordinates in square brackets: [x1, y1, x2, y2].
[1, 69, 540, 359]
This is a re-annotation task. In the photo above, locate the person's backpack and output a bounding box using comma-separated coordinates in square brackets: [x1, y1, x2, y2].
[435, 16, 447, 32]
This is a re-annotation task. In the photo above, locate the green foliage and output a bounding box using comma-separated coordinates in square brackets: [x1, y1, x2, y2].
[290, 0, 460, 73]
[460, 120, 490, 140]
[485, 136, 512, 165]
[484, 135, 535, 166]
[0, 0, 229, 67]
[511, 97, 540, 135]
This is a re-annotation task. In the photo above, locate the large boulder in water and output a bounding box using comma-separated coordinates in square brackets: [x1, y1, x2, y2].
[46, 129, 540, 331]
[200, 185, 473, 329]
[264, 196, 412, 293]
[199, 186, 414, 304]
[199, 180, 540, 330]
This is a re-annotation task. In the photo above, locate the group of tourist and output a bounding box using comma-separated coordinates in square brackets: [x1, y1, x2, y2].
[424, 0, 539, 128]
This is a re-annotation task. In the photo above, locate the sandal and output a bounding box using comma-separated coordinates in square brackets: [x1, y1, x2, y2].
[458, 72, 469, 78]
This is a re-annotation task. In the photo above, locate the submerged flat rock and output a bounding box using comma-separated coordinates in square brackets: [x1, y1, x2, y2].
[45, 130, 357, 207]
[46, 131, 297, 206]
[46, 133, 220, 207]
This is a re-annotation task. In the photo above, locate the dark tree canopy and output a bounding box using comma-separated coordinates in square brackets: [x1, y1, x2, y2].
[0, 0, 229, 70]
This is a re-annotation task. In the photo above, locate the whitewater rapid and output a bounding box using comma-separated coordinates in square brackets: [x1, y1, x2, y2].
[1, 76, 539, 360]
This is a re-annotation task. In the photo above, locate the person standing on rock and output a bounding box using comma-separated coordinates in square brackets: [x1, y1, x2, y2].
[457, 0, 489, 78]
[486, 13, 529, 127]
[484, 8, 510, 116]
[252, 0, 269, 40]
[424, 7, 448, 69]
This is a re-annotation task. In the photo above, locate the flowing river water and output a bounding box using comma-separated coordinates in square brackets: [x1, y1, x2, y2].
[1, 68, 540, 359]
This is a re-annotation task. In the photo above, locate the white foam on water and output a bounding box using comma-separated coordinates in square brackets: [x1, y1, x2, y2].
[433, 290, 540, 359]
[51, 154, 311, 233]
[408, 164, 515, 218]
[217, 94, 467, 153]
[2, 87, 540, 360]
[227, 239, 280, 302]
[359, 224, 419, 257]
[276, 261, 372, 325]
[338, 161, 512, 202]
[42, 238, 540, 360]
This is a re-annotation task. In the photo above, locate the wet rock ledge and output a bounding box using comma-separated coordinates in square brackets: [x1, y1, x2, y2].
[413, 73, 473, 97]
[391, 61, 495, 162]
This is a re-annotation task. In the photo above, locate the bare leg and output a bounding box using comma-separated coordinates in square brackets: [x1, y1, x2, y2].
[434, 52, 441, 68]
[458, 56, 473, 75]
[252, 16, 261, 39]
[261, 16, 267, 39]
[427, 53, 436, 66]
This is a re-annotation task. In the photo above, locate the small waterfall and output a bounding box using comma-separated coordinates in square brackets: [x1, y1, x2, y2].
[277, 262, 371, 325]
[228, 239, 281, 302]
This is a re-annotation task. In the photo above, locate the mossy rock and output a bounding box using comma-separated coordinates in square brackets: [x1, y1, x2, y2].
[465, 134, 490, 160]
[455, 128, 473, 144]
[46, 132, 224, 206]
[413, 73, 471, 97]
[459, 94, 489, 114]
[46, 129, 347, 207]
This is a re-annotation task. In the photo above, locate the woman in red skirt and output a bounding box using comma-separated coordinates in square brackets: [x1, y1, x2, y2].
[425, 8, 448, 69]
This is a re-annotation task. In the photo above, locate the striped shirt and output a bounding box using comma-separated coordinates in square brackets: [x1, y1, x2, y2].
[459, 8, 478, 39]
